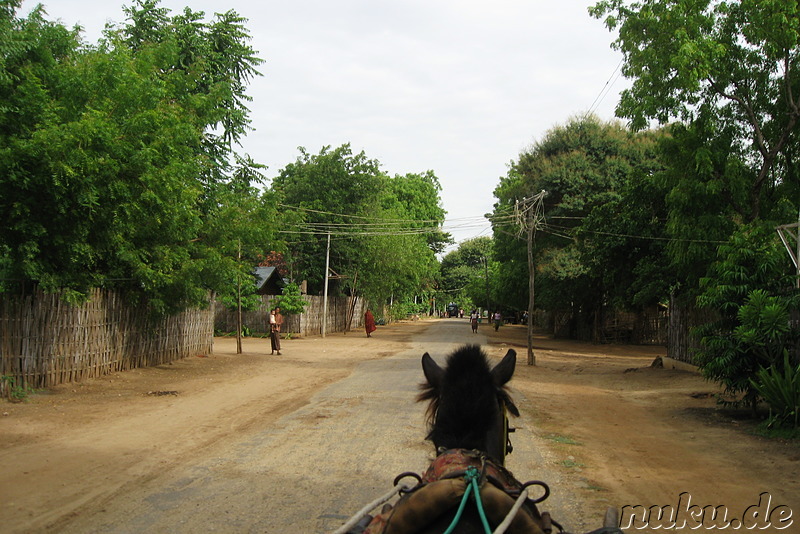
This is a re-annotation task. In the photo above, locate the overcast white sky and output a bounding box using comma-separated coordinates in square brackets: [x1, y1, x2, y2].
[21, 0, 628, 249]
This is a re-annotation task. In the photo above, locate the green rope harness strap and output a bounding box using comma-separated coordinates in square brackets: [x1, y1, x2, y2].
[442, 466, 492, 534]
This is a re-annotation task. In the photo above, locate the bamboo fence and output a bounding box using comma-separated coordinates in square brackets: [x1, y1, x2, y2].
[1, 288, 213, 398]
[214, 294, 366, 336]
[667, 297, 708, 364]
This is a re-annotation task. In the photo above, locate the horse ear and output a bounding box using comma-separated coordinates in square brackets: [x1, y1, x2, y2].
[491, 349, 516, 386]
[421, 352, 444, 389]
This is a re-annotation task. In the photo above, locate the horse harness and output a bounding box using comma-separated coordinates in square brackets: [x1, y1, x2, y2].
[357, 448, 565, 534]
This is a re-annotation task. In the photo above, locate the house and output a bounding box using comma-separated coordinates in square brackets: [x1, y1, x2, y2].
[253, 266, 284, 295]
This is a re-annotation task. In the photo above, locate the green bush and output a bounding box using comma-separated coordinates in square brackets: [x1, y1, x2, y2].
[751, 353, 800, 429]
[1, 375, 35, 402]
[693, 225, 798, 410]
[272, 282, 308, 315]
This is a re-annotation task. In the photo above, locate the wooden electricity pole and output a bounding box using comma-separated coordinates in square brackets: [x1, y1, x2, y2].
[322, 232, 331, 338]
[236, 239, 242, 354]
[516, 191, 547, 366]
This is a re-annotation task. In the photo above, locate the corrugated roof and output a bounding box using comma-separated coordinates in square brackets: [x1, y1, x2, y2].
[253, 266, 277, 291]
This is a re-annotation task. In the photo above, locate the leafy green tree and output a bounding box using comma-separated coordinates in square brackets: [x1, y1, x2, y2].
[0, 1, 269, 314]
[272, 281, 308, 315]
[271, 144, 443, 308]
[590, 1, 800, 400]
[270, 144, 386, 292]
[491, 168, 530, 312]
[383, 170, 452, 255]
[439, 237, 495, 312]
[200, 159, 278, 314]
[590, 0, 800, 221]
[369, 170, 447, 304]
[655, 120, 746, 295]
[577, 128, 669, 310]
[492, 116, 665, 337]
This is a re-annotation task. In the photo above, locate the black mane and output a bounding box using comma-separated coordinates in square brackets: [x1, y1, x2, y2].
[418, 345, 518, 456]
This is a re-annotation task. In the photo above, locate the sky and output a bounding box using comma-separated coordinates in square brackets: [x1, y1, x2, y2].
[20, 0, 629, 250]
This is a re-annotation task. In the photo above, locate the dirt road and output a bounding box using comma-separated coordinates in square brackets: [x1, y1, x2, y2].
[1, 318, 798, 533]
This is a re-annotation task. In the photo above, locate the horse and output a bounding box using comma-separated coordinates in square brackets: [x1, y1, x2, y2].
[418, 344, 519, 467]
[345, 344, 623, 534]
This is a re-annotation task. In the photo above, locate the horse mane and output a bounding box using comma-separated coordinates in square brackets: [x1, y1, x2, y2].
[417, 345, 518, 450]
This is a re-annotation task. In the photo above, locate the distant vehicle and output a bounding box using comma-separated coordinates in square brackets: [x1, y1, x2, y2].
[446, 303, 459, 317]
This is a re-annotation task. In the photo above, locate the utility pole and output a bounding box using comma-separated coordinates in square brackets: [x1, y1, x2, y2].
[322, 232, 331, 338]
[236, 239, 242, 354]
[484, 255, 490, 315]
[515, 191, 547, 365]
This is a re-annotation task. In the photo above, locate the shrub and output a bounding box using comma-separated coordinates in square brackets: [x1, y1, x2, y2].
[751, 352, 800, 429]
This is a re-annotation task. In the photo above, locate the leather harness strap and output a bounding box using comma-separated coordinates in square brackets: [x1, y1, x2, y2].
[361, 449, 551, 534]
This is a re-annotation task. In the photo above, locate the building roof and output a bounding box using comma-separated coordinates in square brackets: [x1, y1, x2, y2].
[253, 266, 284, 295]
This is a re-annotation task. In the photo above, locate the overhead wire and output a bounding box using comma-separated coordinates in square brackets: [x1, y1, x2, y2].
[277, 202, 727, 246]
[585, 58, 624, 118]
[277, 201, 494, 238]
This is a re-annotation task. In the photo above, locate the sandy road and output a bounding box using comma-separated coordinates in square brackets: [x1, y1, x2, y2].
[9, 317, 794, 534]
[21, 319, 571, 534]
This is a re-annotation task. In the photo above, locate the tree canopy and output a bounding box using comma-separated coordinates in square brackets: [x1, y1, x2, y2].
[0, 0, 272, 314]
[491, 116, 666, 338]
[590, 0, 800, 221]
[270, 144, 447, 307]
[439, 236, 495, 312]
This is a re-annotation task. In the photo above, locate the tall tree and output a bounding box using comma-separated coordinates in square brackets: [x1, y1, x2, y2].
[383, 170, 452, 255]
[694, 224, 798, 409]
[590, 0, 800, 221]
[492, 116, 665, 338]
[270, 144, 443, 307]
[439, 237, 495, 312]
[0, 1, 269, 313]
[270, 144, 387, 293]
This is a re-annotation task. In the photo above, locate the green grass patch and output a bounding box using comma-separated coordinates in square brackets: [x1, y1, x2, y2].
[545, 433, 582, 445]
[560, 458, 585, 469]
[751, 422, 800, 442]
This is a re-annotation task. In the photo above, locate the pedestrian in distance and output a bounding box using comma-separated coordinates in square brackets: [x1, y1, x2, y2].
[470, 309, 479, 333]
[269, 306, 283, 355]
[364, 309, 377, 337]
[493, 310, 502, 332]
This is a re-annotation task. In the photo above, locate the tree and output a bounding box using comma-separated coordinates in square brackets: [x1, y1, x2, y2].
[694, 224, 798, 411]
[272, 281, 308, 316]
[270, 144, 444, 309]
[438, 237, 502, 315]
[383, 170, 452, 255]
[0, 1, 270, 314]
[270, 144, 386, 293]
[200, 158, 278, 314]
[590, 0, 800, 221]
[491, 168, 530, 312]
[492, 116, 665, 339]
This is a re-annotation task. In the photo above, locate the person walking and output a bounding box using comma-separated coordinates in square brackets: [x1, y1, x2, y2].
[493, 310, 502, 332]
[364, 309, 377, 337]
[470, 309, 479, 333]
[269, 306, 283, 355]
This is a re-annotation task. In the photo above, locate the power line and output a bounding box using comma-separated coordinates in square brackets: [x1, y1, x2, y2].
[542, 223, 728, 244]
[278, 202, 493, 238]
[278, 201, 728, 245]
[585, 58, 624, 118]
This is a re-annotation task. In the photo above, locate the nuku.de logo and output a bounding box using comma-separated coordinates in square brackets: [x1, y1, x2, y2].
[620, 492, 793, 530]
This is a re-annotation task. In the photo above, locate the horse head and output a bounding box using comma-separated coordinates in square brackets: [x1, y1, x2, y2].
[417, 344, 519, 464]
